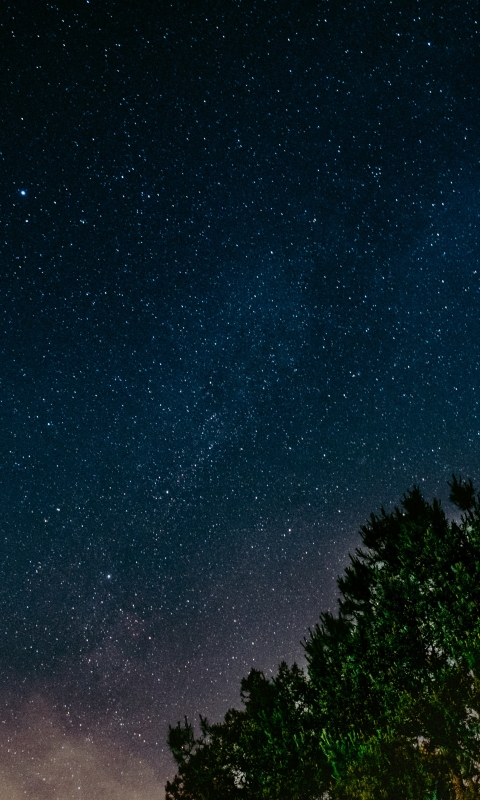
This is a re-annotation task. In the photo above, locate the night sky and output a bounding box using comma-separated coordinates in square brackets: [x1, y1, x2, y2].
[1, 1, 480, 795]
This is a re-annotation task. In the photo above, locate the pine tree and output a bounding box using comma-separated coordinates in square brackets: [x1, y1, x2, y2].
[167, 478, 480, 799]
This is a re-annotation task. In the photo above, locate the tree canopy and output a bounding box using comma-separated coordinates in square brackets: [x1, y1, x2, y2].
[166, 477, 480, 799]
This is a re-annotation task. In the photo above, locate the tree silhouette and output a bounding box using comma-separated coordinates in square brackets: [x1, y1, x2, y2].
[167, 477, 480, 799]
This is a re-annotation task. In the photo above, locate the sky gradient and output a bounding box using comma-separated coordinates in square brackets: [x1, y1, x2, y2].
[1, 1, 480, 795]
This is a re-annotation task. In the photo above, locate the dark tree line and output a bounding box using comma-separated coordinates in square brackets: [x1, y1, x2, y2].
[166, 477, 480, 799]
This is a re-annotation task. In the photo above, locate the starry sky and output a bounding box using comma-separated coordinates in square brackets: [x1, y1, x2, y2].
[1, 0, 480, 795]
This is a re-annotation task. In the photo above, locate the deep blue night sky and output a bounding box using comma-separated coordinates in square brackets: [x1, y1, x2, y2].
[1, 1, 480, 795]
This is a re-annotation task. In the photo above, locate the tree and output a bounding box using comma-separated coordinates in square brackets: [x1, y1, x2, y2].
[166, 663, 328, 799]
[167, 477, 480, 799]
[306, 477, 480, 798]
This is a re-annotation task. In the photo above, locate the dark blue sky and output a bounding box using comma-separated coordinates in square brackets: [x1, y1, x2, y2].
[1, 1, 480, 795]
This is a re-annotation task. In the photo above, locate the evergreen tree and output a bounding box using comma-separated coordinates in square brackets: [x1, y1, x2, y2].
[167, 477, 480, 799]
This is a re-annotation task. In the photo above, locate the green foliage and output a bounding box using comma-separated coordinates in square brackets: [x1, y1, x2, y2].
[166, 663, 329, 799]
[167, 477, 480, 799]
